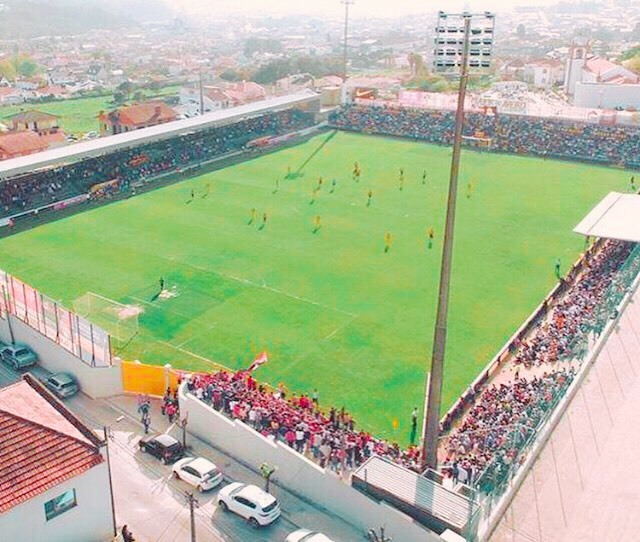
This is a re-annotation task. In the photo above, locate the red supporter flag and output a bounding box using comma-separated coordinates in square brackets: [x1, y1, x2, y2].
[247, 351, 269, 372]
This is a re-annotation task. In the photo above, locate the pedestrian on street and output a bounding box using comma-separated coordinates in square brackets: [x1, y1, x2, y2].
[122, 525, 135, 542]
[166, 402, 177, 423]
[142, 413, 151, 434]
[138, 399, 150, 422]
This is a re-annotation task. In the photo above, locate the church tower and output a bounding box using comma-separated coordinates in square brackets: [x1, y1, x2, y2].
[564, 38, 590, 96]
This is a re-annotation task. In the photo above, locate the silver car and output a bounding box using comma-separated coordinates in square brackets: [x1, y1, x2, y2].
[1, 344, 37, 370]
[45, 372, 79, 398]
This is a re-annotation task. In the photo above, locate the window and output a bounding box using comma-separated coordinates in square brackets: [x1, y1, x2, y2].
[44, 489, 77, 521]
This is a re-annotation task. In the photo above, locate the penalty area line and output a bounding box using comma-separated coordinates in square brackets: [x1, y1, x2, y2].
[180, 261, 356, 318]
[324, 314, 359, 341]
[158, 340, 233, 372]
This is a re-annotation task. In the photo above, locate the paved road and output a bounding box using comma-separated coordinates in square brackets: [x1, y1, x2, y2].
[0, 363, 365, 542]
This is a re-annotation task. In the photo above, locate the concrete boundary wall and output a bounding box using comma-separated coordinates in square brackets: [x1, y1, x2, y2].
[0, 313, 122, 398]
[179, 384, 442, 542]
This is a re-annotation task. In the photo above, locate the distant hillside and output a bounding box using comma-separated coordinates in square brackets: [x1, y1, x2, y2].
[0, 0, 173, 39]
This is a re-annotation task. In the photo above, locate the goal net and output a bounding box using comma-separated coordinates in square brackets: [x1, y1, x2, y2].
[462, 135, 493, 149]
[73, 292, 140, 349]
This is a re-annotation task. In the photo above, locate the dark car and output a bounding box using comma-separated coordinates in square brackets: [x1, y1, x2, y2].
[139, 434, 184, 464]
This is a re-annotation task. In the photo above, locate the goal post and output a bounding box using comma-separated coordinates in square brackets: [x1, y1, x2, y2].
[73, 292, 140, 349]
[462, 135, 492, 149]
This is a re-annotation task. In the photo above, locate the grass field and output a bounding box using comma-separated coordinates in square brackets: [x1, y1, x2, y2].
[0, 86, 179, 135]
[0, 131, 630, 443]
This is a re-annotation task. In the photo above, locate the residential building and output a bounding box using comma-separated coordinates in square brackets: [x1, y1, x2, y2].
[523, 59, 564, 89]
[224, 81, 267, 104]
[5, 110, 61, 134]
[0, 375, 115, 542]
[179, 85, 234, 116]
[98, 101, 178, 135]
[0, 86, 24, 106]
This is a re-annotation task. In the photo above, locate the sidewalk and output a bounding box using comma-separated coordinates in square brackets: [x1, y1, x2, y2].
[106, 394, 364, 542]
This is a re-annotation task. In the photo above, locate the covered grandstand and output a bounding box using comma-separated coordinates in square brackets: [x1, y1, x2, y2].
[0, 91, 320, 180]
[0, 91, 322, 225]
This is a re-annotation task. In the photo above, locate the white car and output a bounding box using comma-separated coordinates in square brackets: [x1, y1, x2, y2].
[286, 529, 336, 542]
[172, 457, 222, 491]
[217, 482, 281, 527]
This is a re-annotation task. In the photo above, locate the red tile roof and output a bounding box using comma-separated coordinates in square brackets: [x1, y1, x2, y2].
[100, 101, 177, 128]
[0, 131, 49, 158]
[6, 110, 60, 123]
[583, 56, 618, 76]
[0, 377, 104, 513]
[203, 86, 234, 104]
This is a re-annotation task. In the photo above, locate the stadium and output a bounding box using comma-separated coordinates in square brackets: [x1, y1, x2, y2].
[1, 88, 640, 539]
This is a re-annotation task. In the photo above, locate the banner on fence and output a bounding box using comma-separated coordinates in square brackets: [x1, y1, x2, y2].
[0, 268, 112, 366]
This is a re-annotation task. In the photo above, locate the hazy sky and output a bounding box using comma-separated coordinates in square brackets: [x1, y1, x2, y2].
[167, 0, 562, 18]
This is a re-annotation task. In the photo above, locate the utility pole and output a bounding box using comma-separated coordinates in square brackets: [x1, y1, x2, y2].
[422, 11, 495, 471]
[185, 491, 199, 542]
[198, 67, 205, 116]
[341, 0, 354, 80]
[178, 413, 189, 449]
[103, 426, 117, 538]
[1, 285, 15, 344]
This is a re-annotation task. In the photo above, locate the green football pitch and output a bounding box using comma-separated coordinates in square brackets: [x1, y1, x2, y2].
[0, 131, 629, 443]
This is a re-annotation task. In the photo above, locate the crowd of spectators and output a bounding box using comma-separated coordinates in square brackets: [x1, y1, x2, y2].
[185, 370, 423, 474]
[330, 104, 640, 169]
[443, 369, 575, 487]
[511, 240, 635, 368]
[183, 237, 637, 487]
[0, 109, 314, 219]
[444, 238, 638, 488]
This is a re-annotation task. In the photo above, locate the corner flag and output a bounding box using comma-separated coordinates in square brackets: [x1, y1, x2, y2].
[248, 351, 269, 372]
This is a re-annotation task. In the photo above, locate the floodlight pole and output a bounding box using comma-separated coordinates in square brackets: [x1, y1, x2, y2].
[422, 14, 472, 470]
[342, 0, 354, 80]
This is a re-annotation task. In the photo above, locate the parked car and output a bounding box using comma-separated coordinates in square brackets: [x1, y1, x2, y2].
[45, 372, 79, 398]
[286, 530, 335, 542]
[139, 434, 184, 464]
[172, 457, 223, 491]
[1, 344, 37, 369]
[218, 483, 281, 527]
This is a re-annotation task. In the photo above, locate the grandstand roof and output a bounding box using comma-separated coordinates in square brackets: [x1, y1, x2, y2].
[574, 192, 640, 243]
[0, 91, 319, 181]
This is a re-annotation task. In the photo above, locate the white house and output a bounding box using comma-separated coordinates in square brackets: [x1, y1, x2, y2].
[523, 59, 564, 89]
[179, 85, 231, 116]
[0, 375, 115, 542]
[0, 87, 24, 106]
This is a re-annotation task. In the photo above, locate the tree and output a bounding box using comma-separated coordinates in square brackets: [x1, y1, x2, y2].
[624, 56, 640, 75]
[113, 89, 127, 104]
[244, 37, 284, 57]
[253, 59, 293, 84]
[0, 59, 16, 80]
[517, 24, 526, 38]
[220, 68, 241, 82]
[133, 90, 146, 102]
[116, 81, 134, 101]
[622, 45, 640, 61]
[407, 52, 427, 77]
[17, 59, 38, 77]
